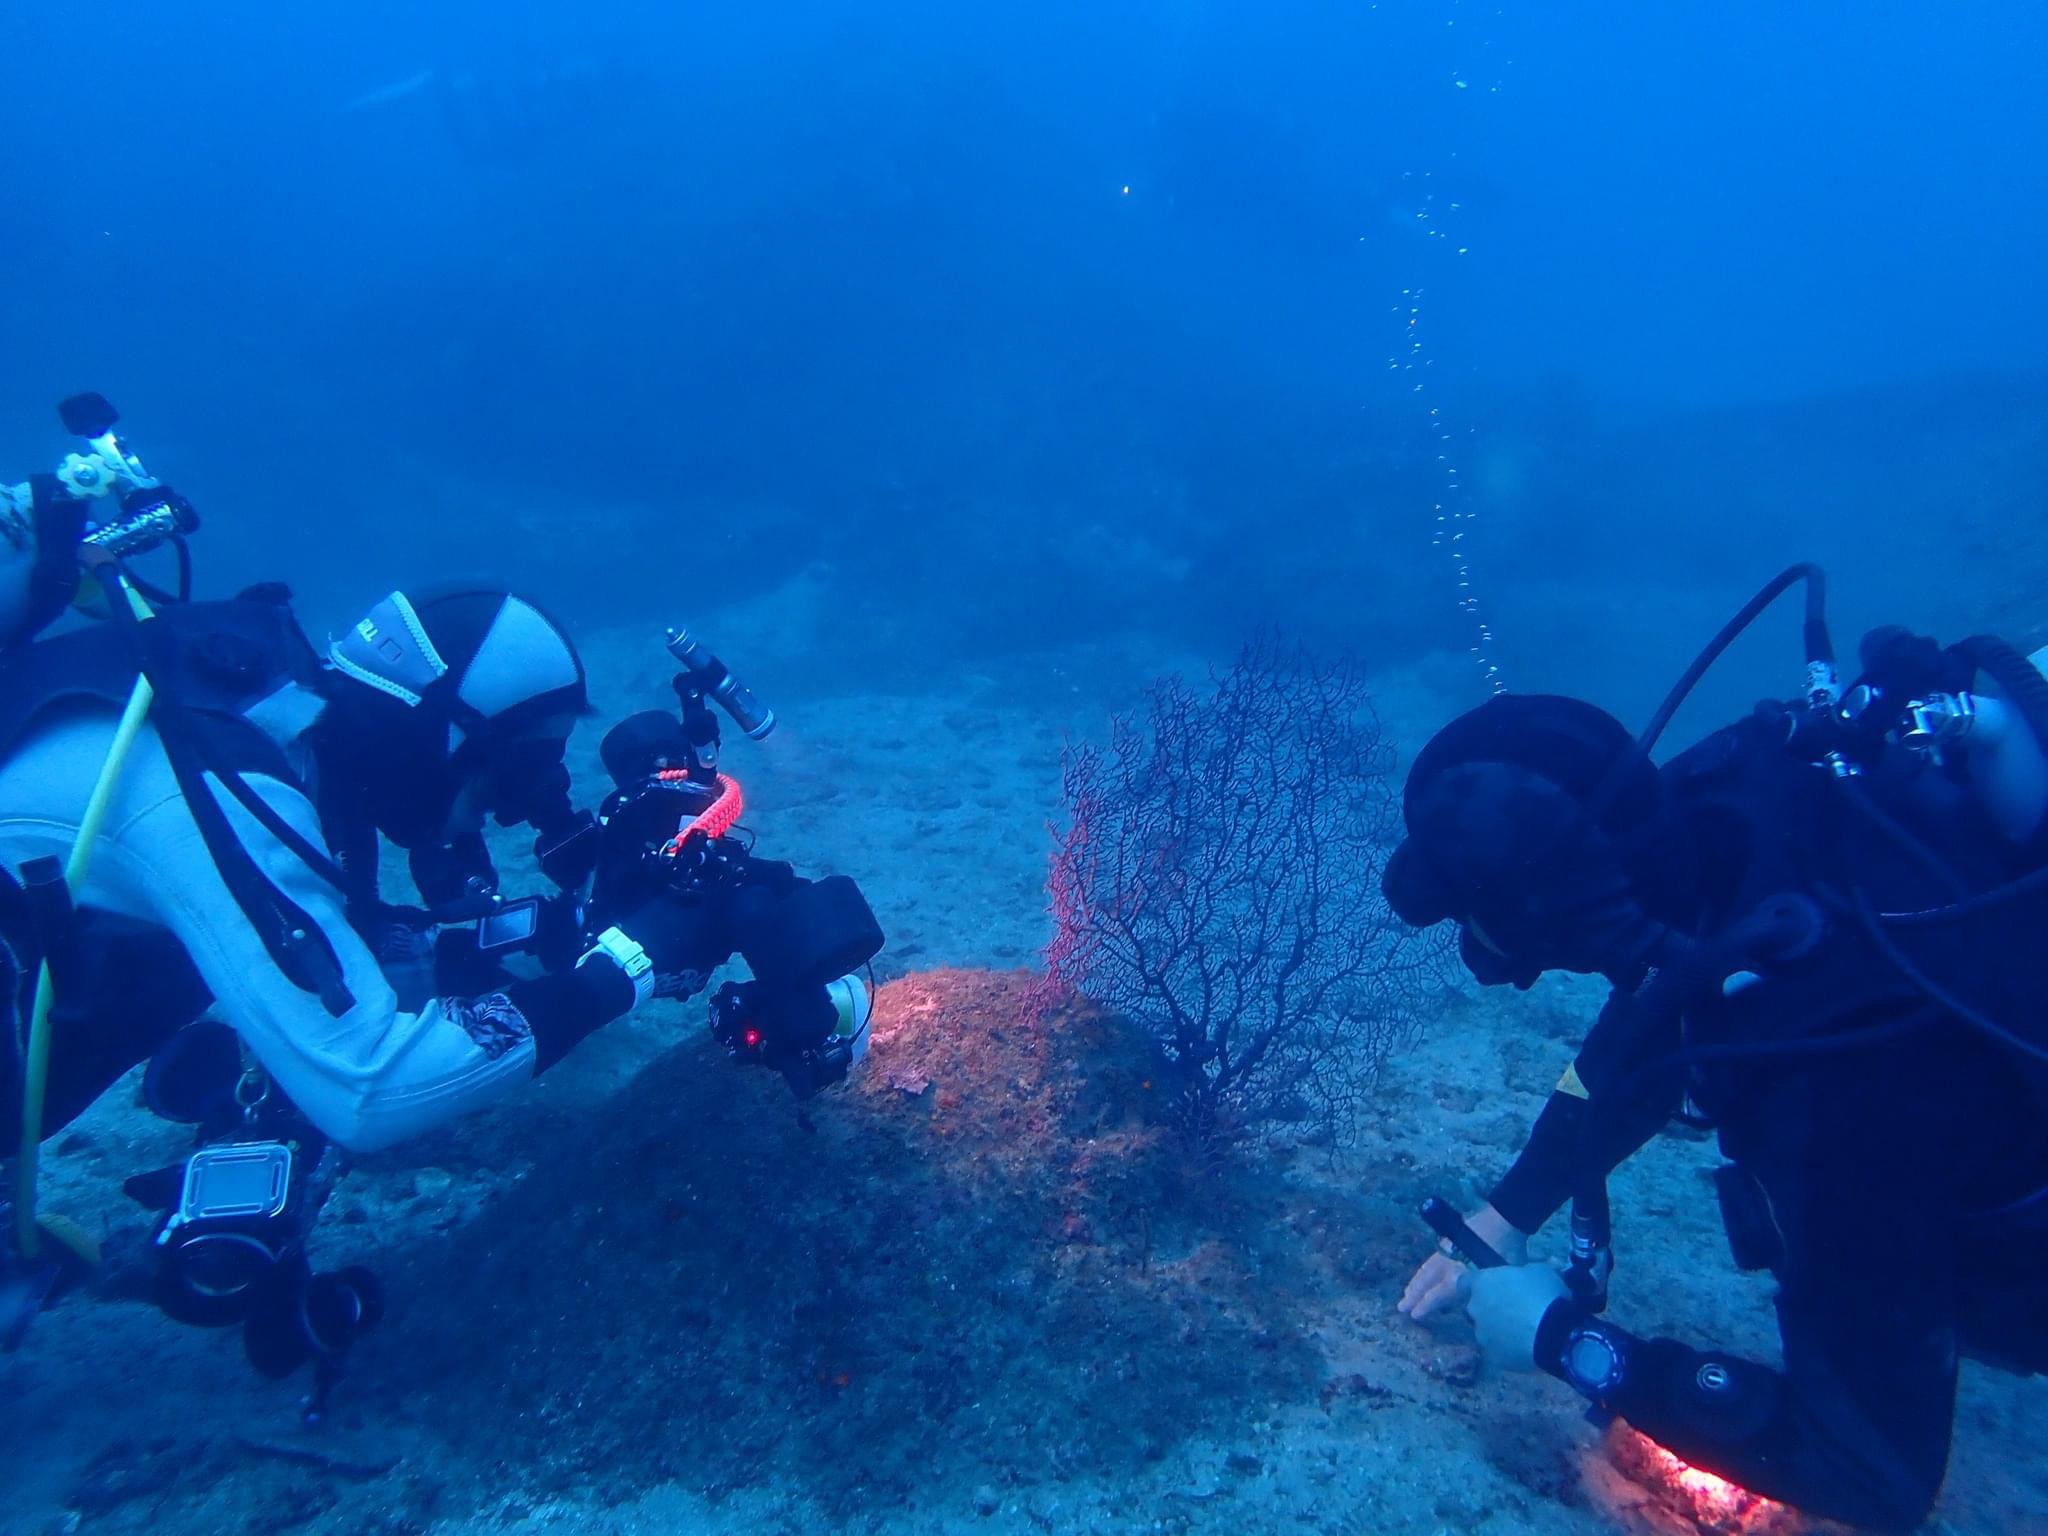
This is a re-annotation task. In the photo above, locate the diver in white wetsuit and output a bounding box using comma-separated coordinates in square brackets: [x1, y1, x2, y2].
[0, 580, 678, 1152]
[0, 399, 884, 1401]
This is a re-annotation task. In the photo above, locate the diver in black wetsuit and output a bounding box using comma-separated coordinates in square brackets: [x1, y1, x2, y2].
[1382, 571, 2048, 1532]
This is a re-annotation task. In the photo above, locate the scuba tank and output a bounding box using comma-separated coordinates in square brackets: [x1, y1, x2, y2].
[1876, 634, 2048, 848]
[1555, 567, 2048, 1304]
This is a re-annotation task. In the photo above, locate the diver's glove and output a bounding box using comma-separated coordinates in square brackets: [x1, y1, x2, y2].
[489, 893, 722, 1075]
[426, 890, 588, 998]
[1399, 1202, 1530, 1321]
[1458, 1261, 1571, 1371]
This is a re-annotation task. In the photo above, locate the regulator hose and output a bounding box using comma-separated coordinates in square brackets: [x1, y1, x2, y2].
[1638, 563, 1833, 759]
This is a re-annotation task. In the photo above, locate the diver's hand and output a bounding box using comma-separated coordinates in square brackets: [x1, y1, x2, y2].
[354, 900, 436, 962]
[1397, 1202, 1527, 1321]
[1458, 1261, 1570, 1371]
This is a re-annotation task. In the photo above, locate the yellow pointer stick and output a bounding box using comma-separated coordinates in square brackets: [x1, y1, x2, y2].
[13, 576, 156, 1258]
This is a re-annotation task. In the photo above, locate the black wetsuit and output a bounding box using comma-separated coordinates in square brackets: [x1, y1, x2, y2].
[1488, 712, 2048, 1532]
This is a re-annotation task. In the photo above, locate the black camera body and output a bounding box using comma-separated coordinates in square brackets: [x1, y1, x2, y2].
[584, 647, 885, 1094]
[410, 630, 883, 1042]
[585, 756, 881, 1002]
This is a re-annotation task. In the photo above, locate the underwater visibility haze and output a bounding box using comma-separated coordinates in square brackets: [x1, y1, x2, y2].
[0, 2, 2045, 1534]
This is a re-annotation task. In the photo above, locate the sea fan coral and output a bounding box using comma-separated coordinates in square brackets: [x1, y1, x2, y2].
[1043, 636, 1445, 1152]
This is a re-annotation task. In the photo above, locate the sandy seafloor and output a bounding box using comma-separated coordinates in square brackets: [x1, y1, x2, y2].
[4, 577, 2045, 1536]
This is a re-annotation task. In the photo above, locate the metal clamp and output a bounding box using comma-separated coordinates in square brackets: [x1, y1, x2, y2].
[1899, 692, 1976, 765]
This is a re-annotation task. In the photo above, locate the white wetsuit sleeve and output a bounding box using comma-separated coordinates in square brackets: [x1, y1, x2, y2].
[0, 713, 540, 1151]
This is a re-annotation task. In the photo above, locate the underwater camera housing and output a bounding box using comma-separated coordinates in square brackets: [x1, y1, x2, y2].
[497, 629, 772, 942]
[142, 1136, 383, 1421]
[127, 1024, 382, 1424]
[586, 620, 779, 915]
[587, 708, 752, 916]
[460, 622, 882, 1035]
[587, 628, 883, 1096]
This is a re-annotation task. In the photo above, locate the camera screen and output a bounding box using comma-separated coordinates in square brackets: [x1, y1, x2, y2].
[478, 901, 540, 950]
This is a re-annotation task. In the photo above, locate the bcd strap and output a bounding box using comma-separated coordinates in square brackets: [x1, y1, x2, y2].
[106, 583, 355, 1017]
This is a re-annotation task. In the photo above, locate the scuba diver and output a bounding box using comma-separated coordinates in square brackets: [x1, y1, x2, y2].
[1383, 566, 2048, 1531]
[0, 395, 884, 1412]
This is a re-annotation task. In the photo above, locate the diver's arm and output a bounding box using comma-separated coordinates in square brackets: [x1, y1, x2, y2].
[1527, 1089, 1959, 1535]
[1404, 990, 1686, 1320]
[0, 718, 641, 1152]
[1487, 987, 1687, 1234]
[123, 766, 643, 1149]
[1486, 1087, 1593, 1234]
[1530, 1279, 1956, 1532]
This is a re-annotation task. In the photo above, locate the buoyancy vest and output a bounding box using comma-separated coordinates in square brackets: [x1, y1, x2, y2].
[0, 589, 322, 780]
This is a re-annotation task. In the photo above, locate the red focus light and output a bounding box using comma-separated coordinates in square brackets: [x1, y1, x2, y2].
[742, 1027, 763, 1050]
[1658, 1450, 1746, 1513]
[1606, 1429, 1786, 1533]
